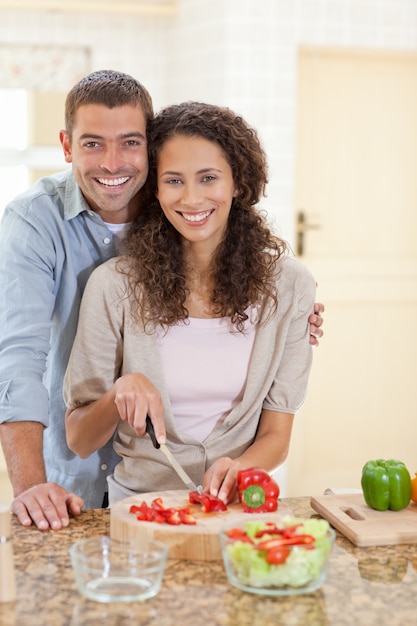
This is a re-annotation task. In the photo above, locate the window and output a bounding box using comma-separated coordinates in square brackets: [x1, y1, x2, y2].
[0, 89, 29, 218]
[0, 89, 68, 221]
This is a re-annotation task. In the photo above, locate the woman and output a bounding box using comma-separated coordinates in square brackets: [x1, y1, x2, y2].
[64, 102, 316, 506]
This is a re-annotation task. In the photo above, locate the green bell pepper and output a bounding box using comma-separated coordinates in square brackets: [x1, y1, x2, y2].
[361, 459, 411, 511]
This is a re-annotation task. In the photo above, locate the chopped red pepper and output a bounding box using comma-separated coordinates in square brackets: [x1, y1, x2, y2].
[178, 509, 197, 525]
[129, 498, 197, 525]
[254, 522, 302, 539]
[237, 468, 279, 513]
[164, 510, 182, 525]
[226, 520, 317, 566]
[129, 501, 165, 523]
[257, 534, 315, 550]
[151, 497, 165, 511]
[189, 490, 227, 512]
[226, 528, 255, 544]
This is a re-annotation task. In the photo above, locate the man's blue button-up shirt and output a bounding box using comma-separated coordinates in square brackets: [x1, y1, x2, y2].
[0, 170, 121, 508]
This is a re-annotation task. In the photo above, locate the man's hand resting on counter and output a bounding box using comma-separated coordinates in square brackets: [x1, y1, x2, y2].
[12, 483, 84, 531]
[1, 421, 84, 530]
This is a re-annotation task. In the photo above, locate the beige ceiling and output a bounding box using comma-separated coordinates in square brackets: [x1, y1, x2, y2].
[0, 0, 178, 16]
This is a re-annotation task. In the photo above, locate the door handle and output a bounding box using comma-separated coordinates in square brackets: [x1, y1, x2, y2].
[296, 210, 321, 256]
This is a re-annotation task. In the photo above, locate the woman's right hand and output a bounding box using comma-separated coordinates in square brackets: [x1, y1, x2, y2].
[113, 373, 166, 443]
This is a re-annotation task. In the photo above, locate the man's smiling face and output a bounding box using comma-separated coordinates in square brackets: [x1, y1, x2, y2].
[60, 103, 148, 224]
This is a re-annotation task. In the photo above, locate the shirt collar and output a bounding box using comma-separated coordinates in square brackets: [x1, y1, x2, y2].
[63, 171, 95, 221]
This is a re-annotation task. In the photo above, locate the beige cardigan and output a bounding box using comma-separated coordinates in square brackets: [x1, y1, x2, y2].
[64, 255, 316, 496]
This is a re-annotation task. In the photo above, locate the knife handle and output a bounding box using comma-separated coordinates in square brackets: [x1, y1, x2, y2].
[145, 415, 160, 449]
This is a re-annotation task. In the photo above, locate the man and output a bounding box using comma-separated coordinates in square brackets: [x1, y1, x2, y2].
[0, 70, 324, 530]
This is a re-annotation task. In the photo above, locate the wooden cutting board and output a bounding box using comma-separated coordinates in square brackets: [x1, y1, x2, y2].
[110, 490, 292, 561]
[310, 493, 417, 547]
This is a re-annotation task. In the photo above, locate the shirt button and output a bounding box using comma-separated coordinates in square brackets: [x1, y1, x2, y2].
[103, 237, 111, 245]
[101, 464, 108, 471]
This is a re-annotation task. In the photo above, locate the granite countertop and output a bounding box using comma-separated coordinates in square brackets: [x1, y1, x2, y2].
[1, 497, 416, 626]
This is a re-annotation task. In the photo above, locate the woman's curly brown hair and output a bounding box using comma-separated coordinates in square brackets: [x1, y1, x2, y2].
[121, 101, 288, 332]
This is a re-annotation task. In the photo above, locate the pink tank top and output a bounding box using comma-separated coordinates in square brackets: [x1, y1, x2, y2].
[156, 314, 257, 442]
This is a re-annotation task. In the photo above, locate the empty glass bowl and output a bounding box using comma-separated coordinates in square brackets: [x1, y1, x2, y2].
[70, 535, 168, 603]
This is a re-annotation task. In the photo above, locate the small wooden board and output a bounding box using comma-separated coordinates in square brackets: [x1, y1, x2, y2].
[310, 493, 417, 546]
[110, 490, 292, 561]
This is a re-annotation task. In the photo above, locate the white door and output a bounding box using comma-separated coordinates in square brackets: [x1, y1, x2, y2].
[286, 47, 417, 496]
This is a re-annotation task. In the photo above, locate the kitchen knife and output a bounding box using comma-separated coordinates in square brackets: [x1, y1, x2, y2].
[145, 415, 200, 492]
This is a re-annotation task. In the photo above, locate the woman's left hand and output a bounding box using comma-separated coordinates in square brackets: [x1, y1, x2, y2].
[202, 457, 241, 505]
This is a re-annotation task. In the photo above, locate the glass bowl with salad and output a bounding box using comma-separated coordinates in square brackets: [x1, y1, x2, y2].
[219, 515, 335, 595]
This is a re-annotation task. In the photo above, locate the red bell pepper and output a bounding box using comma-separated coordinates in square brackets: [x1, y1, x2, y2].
[188, 490, 227, 512]
[237, 467, 279, 513]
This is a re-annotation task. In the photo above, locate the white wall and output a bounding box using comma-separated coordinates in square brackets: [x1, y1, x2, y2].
[2, 0, 417, 243]
[162, 0, 417, 241]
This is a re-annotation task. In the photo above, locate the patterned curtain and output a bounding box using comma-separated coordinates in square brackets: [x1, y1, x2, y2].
[0, 44, 90, 91]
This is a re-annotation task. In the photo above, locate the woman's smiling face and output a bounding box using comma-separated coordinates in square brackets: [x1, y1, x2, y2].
[156, 134, 237, 250]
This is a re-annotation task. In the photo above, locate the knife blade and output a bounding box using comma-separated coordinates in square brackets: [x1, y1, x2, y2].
[145, 415, 200, 492]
